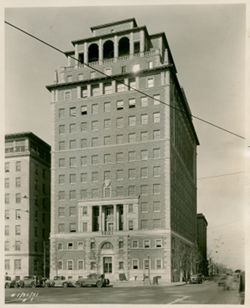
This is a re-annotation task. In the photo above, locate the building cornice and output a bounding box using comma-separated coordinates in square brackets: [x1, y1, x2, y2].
[90, 18, 137, 31]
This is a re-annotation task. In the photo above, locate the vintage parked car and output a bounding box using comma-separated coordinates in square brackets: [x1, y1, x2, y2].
[19, 276, 45, 288]
[190, 274, 203, 284]
[5, 276, 20, 288]
[217, 275, 227, 287]
[45, 276, 76, 288]
[75, 273, 110, 288]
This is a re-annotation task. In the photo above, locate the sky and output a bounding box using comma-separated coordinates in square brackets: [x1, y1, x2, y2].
[4, 2, 248, 270]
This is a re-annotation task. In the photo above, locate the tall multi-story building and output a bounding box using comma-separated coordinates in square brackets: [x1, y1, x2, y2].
[197, 213, 208, 276]
[4, 132, 51, 279]
[46, 18, 199, 283]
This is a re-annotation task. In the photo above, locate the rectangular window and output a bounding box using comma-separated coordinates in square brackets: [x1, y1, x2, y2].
[104, 153, 111, 164]
[128, 168, 136, 179]
[69, 107, 76, 117]
[69, 139, 76, 149]
[78, 260, 84, 270]
[128, 220, 133, 230]
[81, 138, 87, 148]
[5, 260, 10, 271]
[117, 100, 124, 110]
[15, 209, 21, 220]
[119, 241, 124, 249]
[78, 242, 84, 249]
[153, 201, 160, 212]
[69, 173, 76, 184]
[5, 178, 9, 188]
[58, 223, 65, 233]
[116, 134, 123, 144]
[59, 158, 65, 167]
[116, 152, 124, 162]
[91, 137, 98, 147]
[119, 261, 124, 270]
[116, 169, 123, 180]
[128, 151, 136, 161]
[156, 239, 162, 248]
[91, 84, 100, 96]
[153, 219, 161, 229]
[59, 108, 65, 119]
[81, 122, 87, 131]
[82, 206, 88, 216]
[153, 184, 161, 195]
[141, 114, 148, 125]
[16, 193, 21, 203]
[90, 262, 96, 270]
[69, 157, 76, 167]
[80, 173, 87, 183]
[69, 123, 76, 133]
[116, 117, 124, 128]
[58, 207, 65, 217]
[141, 97, 148, 107]
[141, 131, 148, 142]
[91, 188, 98, 198]
[104, 170, 111, 180]
[147, 77, 154, 88]
[132, 259, 138, 269]
[153, 148, 160, 159]
[69, 190, 76, 200]
[82, 222, 88, 232]
[67, 260, 73, 270]
[153, 94, 160, 105]
[81, 105, 87, 115]
[16, 161, 21, 172]
[140, 185, 148, 196]
[156, 259, 162, 269]
[128, 133, 136, 143]
[81, 86, 88, 98]
[5, 209, 10, 219]
[15, 225, 21, 235]
[140, 167, 148, 178]
[5, 225, 9, 236]
[59, 141, 65, 150]
[104, 102, 111, 112]
[14, 259, 21, 270]
[58, 191, 65, 200]
[132, 241, 138, 248]
[59, 125, 65, 134]
[104, 82, 112, 94]
[104, 119, 111, 129]
[59, 174, 65, 184]
[5, 162, 10, 172]
[80, 189, 87, 199]
[91, 171, 98, 182]
[91, 104, 98, 114]
[148, 61, 153, 69]
[70, 223, 76, 232]
[153, 112, 160, 123]
[144, 239, 150, 248]
[128, 116, 136, 126]
[129, 98, 136, 108]
[121, 66, 126, 73]
[91, 121, 99, 131]
[104, 136, 111, 145]
[141, 150, 148, 160]
[81, 156, 87, 166]
[144, 259, 150, 270]
[141, 202, 148, 213]
[128, 185, 135, 196]
[116, 186, 123, 196]
[64, 90, 71, 100]
[15, 241, 21, 251]
[128, 204, 133, 213]
[153, 130, 161, 140]
[153, 166, 160, 177]
[5, 193, 10, 204]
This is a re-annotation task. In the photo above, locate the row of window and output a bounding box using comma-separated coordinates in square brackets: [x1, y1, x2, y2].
[58, 130, 161, 151]
[58, 184, 161, 201]
[58, 166, 161, 185]
[58, 95, 160, 120]
[4, 177, 21, 188]
[58, 148, 161, 168]
[5, 259, 21, 270]
[5, 161, 21, 173]
[60, 76, 157, 102]
[59, 113, 161, 136]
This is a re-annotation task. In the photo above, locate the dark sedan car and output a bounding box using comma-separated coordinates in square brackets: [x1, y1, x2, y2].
[75, 274, 110, 288]
[19, 276, 45, 288]
[5, 276, 20, 288]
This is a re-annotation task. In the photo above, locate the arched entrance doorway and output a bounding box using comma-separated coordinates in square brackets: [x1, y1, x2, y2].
[99, 241, 115, 281]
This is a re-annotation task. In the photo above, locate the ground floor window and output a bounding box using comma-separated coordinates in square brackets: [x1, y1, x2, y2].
[103, 257, 112, 273]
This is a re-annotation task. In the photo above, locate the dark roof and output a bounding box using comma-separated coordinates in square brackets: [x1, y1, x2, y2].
[90, 18, 137, 31]
[5, 132, 51, 150]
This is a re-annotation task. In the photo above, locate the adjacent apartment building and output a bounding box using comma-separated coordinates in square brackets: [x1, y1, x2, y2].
[4, 132, 51, 279]
[46, 18, 199, 283]
[197, 213, 208, 276]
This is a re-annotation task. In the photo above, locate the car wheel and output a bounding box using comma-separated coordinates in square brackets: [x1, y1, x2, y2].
[96, 280, 103, 288]
[63, 282, 68, 288]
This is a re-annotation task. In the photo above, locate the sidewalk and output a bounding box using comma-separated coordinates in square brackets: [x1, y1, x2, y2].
[112, 279, 186, 288]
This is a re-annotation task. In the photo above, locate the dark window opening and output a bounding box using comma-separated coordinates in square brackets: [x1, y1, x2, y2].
[134, 42, 140, 54]
[79, 53, 84, 64]
[118, 37, 130, 57]
[103, 40, 114, 59]
[88, 43, 99, 62]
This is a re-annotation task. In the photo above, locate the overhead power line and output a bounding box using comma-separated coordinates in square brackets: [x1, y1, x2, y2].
[5, 20, 245, 140]
[198, 171, 245, 180]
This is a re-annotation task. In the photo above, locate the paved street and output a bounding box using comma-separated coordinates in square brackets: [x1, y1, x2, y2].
[5, 281, 241, 304]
